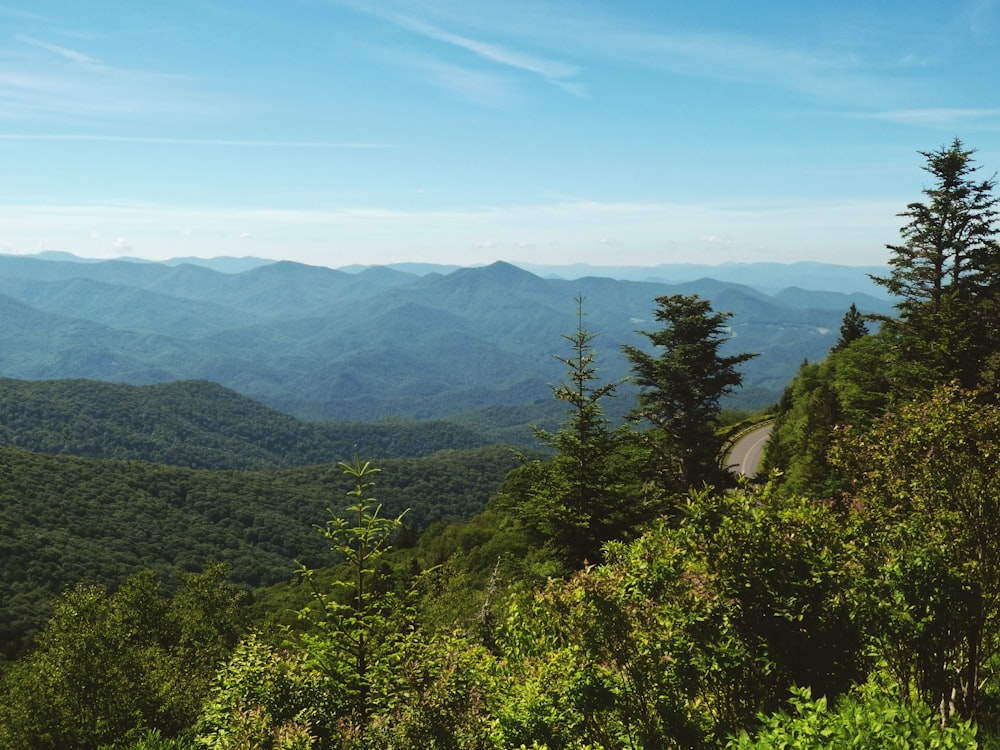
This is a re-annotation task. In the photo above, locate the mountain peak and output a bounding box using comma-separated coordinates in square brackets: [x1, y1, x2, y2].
[451, 261, 541, 283]
[484, 260, 535, 276]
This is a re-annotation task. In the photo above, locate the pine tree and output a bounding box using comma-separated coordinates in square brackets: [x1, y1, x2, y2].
[523, 296, 643, 566]
[622, 294, 756, 493]
[871, 138, 1000, 390]
[832, 303, 869, 352]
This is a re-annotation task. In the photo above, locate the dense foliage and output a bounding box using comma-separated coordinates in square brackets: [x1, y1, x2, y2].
[507, 297, 648, 567]
[766, 138, 1000, 497]
[0, 377, 495, 469]
[759, 138, 1000, 740]
[0, 565, 247, 749]
[0, 444, 520, 659]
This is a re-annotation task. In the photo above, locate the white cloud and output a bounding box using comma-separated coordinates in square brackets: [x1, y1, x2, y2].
[592, 27, 885, 103]
[419, 3, 914, 104]
[700, 235, 734, 246]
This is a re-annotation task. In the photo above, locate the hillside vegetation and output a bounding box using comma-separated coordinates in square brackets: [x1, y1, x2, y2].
[0, 442, 521, 659]
[0, 377, 495, 469]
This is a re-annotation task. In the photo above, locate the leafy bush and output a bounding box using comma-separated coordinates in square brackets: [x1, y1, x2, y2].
[729, 682, 979, 749]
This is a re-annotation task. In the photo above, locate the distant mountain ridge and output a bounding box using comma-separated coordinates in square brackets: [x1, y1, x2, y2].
[0, 253, 896, 419]
[29, 251, 274, 273]
[516, 260, 891, 297]
[13, 251, 890, 296]
[341, 259, 890, 297]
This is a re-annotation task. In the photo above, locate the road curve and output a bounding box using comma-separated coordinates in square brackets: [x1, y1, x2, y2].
[725, 422, 774, 478]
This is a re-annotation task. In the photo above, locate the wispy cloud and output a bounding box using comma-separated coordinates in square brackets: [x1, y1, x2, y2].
[400, 16, 580, 81]
[966, 0, 996, 34]
[330, 0, 917, 106]
[859, 107, 1000, 128]
[0, 133, 396, 148]
[576, 24, 890, 103]
[376, 45, 523, 107]
[0, 35, 233, 122]
[18, 36, 103, 67]
[333, 1, 586, 98]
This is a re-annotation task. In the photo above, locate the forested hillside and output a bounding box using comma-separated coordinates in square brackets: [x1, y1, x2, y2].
[0, 443, 520, 659]
[757, 139, 1000, 739]
[0, 377, 495, 469]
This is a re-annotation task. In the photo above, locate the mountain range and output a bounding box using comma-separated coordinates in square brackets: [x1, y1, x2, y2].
[0, 253, 894, 421]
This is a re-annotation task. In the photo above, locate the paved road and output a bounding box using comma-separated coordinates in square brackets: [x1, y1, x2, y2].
[725, 422, 774, 478]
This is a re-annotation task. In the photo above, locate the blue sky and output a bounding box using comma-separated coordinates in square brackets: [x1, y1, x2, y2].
[1, 1, 998, 268]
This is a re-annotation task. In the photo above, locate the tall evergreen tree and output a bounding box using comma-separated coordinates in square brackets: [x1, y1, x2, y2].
[871, 138, 1000, 391]
[521, 297, 643, 566]
[622, 294, 756, 493]
[832, 303, 869, 352]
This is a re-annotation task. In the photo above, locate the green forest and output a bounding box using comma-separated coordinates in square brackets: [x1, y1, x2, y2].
[0, 377, 503, 468]
[2, 138, 1000, 748]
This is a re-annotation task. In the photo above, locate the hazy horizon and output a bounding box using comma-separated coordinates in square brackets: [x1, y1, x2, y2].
[7, 248, 891, 273]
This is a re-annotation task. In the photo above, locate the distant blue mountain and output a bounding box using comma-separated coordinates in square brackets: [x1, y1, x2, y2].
[162, 255, 275, 273]
[0, 255, 895, 420]
[341, 259, 891, 297]
[6, 251, 274, 274]
[504, 260, 891, 298]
